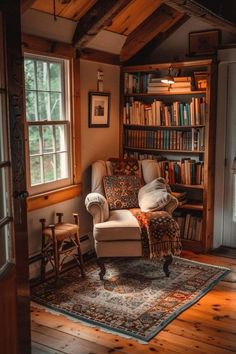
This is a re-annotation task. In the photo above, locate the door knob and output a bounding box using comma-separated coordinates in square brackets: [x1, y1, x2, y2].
[13, 190, 29, 199]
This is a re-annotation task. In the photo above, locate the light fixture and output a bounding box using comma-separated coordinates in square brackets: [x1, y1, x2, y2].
[161, 66, 175, 85]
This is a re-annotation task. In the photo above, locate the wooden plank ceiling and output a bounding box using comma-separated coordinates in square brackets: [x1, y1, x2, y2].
[23, 0, 236, 64]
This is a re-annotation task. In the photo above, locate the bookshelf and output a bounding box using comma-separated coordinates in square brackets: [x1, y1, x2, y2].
[120, 59, 216, 253]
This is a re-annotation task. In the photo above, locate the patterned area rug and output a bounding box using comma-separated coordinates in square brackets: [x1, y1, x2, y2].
[31, 257, 229, 342]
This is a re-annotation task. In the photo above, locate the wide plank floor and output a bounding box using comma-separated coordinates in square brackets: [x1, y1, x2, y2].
[31, 252, 236, 354]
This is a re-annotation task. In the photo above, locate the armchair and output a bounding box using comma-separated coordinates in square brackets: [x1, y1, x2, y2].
[85, 159, 181, 280]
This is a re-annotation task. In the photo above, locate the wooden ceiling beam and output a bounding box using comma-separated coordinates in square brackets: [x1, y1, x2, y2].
[120, 4, 184, 63]
[164, 0, 236, 34]
[21, 0, 36, 14]
[77, 47, 120, 65]
[126, 14, 189, 65]
[72, 0, 130, 48]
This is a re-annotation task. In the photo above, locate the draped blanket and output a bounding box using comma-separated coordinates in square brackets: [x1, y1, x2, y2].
[131, 209, 182, 259]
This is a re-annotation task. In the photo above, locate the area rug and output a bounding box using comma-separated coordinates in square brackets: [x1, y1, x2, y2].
[31, 257, 230, 342]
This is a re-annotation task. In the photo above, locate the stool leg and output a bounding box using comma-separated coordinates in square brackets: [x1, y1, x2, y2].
[49, 225, 59, 282]
[39, 218, 46, 281]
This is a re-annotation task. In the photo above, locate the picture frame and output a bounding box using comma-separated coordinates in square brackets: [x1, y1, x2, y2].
[189, 30, 220, 56]
[88, 92, 110, 128]
[194, 71, 208, 91]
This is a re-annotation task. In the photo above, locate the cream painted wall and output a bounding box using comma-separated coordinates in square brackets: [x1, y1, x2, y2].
[27, 60, 120, 277]
[144, 17, 236, 63]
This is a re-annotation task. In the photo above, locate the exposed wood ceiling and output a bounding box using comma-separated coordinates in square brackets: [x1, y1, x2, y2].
[22, 0, 236, 64]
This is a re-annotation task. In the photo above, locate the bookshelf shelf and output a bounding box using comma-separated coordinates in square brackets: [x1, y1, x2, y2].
[172, 183, 204, 189]
[178, 202, 203, 211]
[121, 59, 216, 253]
[124, 124, 205, 130]
[124, 90, 206, 96]
[124, 146, 205, 154]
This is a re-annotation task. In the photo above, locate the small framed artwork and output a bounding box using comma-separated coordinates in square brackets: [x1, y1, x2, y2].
[189, 30, 220, 56]
[194, 72, 208, 90]
[88, 92, 110, 128]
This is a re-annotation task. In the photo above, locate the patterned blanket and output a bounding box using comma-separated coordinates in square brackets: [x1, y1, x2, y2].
[130, 209, 182, 259]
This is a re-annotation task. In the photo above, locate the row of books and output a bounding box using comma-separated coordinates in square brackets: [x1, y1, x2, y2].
[124, 73, 200, 94]
[159, 159, 204, 185]
[124, 128, 205, 152]
[123, 97, 206, 126]
[174, 213, 202, 241]
[147, 76, 193, 94]
[122, 152, 204, 186]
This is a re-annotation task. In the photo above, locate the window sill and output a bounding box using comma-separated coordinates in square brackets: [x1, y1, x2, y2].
[27, 183, 82, 211]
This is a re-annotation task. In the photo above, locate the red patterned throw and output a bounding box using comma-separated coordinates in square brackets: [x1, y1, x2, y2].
[131, 208, 182, 258]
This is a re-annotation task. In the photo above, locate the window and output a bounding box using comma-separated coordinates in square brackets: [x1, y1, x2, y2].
[0, 12, 13, 268]
[24, 54, 72, 195]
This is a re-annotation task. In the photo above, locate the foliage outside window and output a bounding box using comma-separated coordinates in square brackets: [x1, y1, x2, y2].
[24, 54, 72, 195]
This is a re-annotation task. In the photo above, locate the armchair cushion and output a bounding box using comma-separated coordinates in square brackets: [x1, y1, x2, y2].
[103, 175, 140, 210]
[138, 177, 172, 212]
[108, 158, 142, 179]
[94, 209, 140, 241]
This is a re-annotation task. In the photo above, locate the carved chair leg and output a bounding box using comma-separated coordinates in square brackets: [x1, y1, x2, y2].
[163, 255, 173, 277]
[97, 258, 106, 280]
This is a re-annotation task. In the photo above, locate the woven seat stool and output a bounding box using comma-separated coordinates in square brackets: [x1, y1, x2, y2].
[39, 212, 85, 282]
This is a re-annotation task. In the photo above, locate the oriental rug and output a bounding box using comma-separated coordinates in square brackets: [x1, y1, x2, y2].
[31, 257, 229, 342]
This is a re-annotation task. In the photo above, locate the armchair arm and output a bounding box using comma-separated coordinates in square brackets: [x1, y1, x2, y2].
[162, 194, 179, 215]
[85, 192, 109, 224]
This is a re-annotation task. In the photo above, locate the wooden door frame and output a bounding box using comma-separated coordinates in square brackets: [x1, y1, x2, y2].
[1, 1, 31, 353]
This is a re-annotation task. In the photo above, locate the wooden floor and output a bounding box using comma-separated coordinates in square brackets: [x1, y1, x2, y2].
[31, 252, 236, 354]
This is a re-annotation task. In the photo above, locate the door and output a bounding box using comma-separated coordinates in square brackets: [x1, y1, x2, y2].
[0, 2, 31, 354]
[223, 62, 236, 247]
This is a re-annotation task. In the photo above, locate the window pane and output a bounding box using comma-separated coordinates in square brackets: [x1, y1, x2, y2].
[55, 125, 66, 151]
[43, 154, 55, 182]
[26, 91, 37, 121]
[0, 224, 11, 268]
[50, 92, 62, 120]
[42, 126, 54, 153]
[36, 60, 49, 91]
[50, 62, 61, 91]
[38, 92, 49, 120]
[30, 156, 42, 185]
[24, 59, 36, 90]
[0, 168, 7, 219]
[56, 152, 68, 179]
[29, 126, 41, 155]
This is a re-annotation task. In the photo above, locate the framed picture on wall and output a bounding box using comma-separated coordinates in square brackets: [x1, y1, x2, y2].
[189, 30, 221, 56]
[88, 92, 110, 128]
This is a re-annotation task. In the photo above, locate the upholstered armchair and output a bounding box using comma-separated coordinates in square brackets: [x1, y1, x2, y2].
[85, 159, 181, 280]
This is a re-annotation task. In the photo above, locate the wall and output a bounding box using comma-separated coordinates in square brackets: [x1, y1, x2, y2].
[28, 60, 120, 277]
[144, 17, 236, 63]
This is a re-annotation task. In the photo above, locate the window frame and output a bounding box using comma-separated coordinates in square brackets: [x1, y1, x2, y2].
[23, 42, 81, 211]
[24, 53, 73, 195]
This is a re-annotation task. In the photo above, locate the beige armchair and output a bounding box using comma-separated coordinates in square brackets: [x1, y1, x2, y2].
[85, 159, 180, 280]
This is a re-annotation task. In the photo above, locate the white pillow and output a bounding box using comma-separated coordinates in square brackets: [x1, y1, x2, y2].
[141, 159, 161, 184]
[138, 177, 171, 212]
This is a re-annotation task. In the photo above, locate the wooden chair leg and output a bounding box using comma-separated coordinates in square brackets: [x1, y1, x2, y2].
[163, 254, 173, 277]
[97, 258, 106, 280]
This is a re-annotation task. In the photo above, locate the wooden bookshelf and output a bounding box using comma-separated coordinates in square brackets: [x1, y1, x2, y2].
[121, 59, 216, 253]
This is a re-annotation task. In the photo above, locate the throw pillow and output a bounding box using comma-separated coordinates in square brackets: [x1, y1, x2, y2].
[108, 158, 141, 178]
[138, 177, 171, 212]
[103, 175, 140, 210]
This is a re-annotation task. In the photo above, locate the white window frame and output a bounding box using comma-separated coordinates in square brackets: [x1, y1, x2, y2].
[24, 53, 73, 196]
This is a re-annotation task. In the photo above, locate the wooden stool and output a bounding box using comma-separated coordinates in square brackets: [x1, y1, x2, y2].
[39, 213, 85, 282]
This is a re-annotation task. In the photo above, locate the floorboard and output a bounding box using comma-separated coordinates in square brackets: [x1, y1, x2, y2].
[31, 252, 236, 354]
